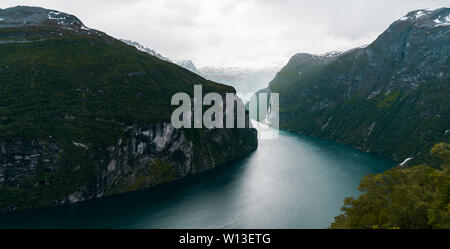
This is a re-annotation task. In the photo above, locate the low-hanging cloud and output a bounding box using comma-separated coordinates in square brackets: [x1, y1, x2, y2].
[1, 0, 448, 68]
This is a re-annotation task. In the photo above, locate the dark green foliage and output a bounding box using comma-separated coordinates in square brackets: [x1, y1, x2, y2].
[266, 12, 450, 162]
[330, 143, 450, 229]
[107, 158, 179, 195]
[0, 34, 232, 142]
[0, 23, 253, 210]
[0, 146, 96, 209]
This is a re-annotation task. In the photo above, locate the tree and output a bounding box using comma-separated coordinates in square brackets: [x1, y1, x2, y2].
[330, 143, 450, 229]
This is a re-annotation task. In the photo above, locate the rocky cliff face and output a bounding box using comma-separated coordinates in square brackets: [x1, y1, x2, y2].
[0, 122, 256, 210]
[0, 6, 257, 211]
[264, 8, 449, 162]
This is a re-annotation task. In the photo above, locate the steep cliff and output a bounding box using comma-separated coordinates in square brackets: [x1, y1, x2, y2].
[264, 8, 449, 163]
[0, 6, 257, 211]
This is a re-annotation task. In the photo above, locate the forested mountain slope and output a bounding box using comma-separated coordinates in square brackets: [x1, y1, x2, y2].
[0, 6, 257, 211]
[265, 8, 449, 162]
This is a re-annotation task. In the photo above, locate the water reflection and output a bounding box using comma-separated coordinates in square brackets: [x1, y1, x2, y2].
[0, 129, 395, 228]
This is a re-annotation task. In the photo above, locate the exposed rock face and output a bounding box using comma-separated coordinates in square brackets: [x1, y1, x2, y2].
[0, 122, 257, 209]
[263, 8, 450, 162]
[266, 52, 342, 90]
[0, 6, 258, 211]
[0, 6, 90, 30]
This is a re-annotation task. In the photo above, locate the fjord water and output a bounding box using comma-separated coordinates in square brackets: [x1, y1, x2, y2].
[0, 125, 395, 228]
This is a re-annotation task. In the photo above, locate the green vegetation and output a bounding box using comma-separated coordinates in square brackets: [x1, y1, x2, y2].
[376, 91, 401, 109]
[0, 34, 232, 142]
[264, 11, 450, 162]
[107, 159, 179, 195]
[0, 146, 96, 209]
[330, 143, 450, 229]
[0, 24, 256, 211]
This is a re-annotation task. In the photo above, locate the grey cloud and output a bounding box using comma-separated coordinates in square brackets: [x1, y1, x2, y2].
[1, 0, 448, 67]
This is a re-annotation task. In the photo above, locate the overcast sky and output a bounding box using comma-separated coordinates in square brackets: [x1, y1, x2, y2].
[1, 0, 448, 68]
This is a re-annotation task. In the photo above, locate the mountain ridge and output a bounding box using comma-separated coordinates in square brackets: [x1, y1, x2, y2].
[261, 7, 449, 163]
[120, 39, 280, 95]
[0, 6, 257, 211]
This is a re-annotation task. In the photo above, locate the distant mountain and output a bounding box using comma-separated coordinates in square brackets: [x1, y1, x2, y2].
[264, 51, 343, 91]
[0, 6, 257, 211]
[260, 8, 450, 163]
[173, 61, 280, 96]
[119, 42, 199, 74]
[0, 5, 92, 31]
[176, 59, 200, 74]
[199, 66, 280, 97]
[121, 41, 278, 96]
[119, 39, 170, 61]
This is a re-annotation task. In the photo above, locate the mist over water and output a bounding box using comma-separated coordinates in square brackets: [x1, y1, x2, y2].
[0, 126, 395, 228]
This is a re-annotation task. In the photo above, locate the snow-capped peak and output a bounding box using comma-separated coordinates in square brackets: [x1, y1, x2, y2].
[399, 9, 432, 21]
[397, 7, 450, 28]
[433, 14, 450, 26]
[176, 60, 199, 74]
[317, 51, 344, 58]
[0, 6, 93, 32]
[120, 39, 171, 62]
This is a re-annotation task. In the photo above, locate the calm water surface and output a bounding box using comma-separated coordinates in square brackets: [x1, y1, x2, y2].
[0, 126, 395, 228]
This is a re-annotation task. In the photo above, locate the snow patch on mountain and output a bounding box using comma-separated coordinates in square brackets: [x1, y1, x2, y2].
[433, 14, 450, 26]
[119, 39, 170, 62]
[176, 60, 199, 74]
[0, 6, 95, 33]
[399, 9, 433, 21]
[415, 10, 426, 18]
[398, 7, 450, 28]
[120, 39, 280, 94]
[198, 65, 280, 95]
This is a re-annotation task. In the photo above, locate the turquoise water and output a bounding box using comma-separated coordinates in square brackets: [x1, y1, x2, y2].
[0, 129, 395, 228]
